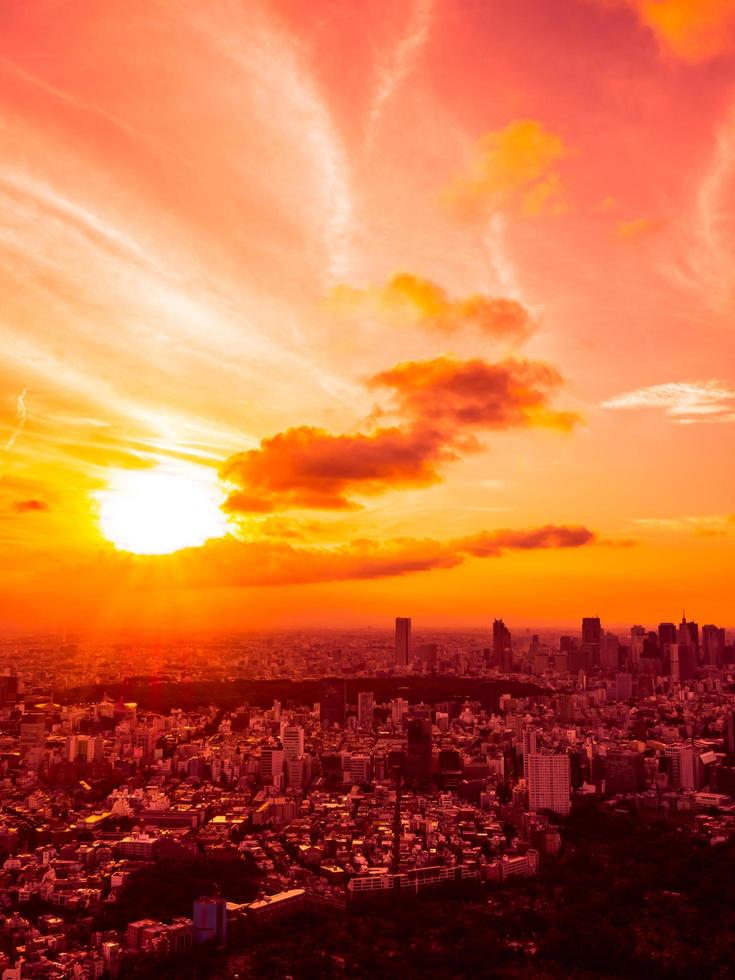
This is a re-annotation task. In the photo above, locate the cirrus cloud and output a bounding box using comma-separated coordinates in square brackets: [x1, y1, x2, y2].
[601, 379, 735, 422]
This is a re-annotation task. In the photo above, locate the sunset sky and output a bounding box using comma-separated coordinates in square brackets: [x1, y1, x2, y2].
[1, 0, 734, 632]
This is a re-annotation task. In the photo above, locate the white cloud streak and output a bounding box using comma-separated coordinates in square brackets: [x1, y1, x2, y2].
[601, 380, 735, 423]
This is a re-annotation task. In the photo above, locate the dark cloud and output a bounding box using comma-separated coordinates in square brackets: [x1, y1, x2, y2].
[12, 499, 50, 513]
[371, 355, 579, 432]
[222, 356, 578, 514]
[86, 522, 600, 590]
[456, 524, 597, 557]
[221, 424, 451, 512]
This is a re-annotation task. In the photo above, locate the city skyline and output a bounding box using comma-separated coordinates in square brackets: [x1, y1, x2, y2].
[2, 0, 735, 631]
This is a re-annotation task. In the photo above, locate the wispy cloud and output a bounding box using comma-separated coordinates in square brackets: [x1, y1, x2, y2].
[365, 0, 433, 151]
[4, 388, 28, 451]
[601, 380, 735, 422]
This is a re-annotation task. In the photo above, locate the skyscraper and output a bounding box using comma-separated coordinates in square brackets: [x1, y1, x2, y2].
[522, 727, 538, 781]
[527, 752, 571, 816]
[395, 617, 411, 668]
[357, 691, 374, 729]
[725, 709, 735, 756]
[658, 622, 677, 648]
[280, 723, 304, 760]
[582, 617, 601, 645]
[581, 617, 602, 668]
[702, 625, 725, 667]
[405, 717, 432, 791]
[493, 619, 512, 665]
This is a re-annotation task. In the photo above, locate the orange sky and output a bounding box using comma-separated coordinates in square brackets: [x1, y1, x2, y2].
[1, 0, 734, 632]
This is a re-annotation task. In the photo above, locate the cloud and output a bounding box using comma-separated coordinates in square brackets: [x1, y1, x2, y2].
[446, 119, 568, 220]
[331, 273, 533, 342]
[614, 217, 666, 240]
[81, 522, 600, 590]
[601, 380, 735, 422]
[372, 356, 580, 432]
[221, 424, 449, 512]
[632, 514, 732, 533]
[455, 524, 598, 556]
[601, 0, 735, 63]
[222, 356, 578, 513]
[4, 388, 28, 451]
[366, 0, 434, 149]
[12, 499, 49, 513]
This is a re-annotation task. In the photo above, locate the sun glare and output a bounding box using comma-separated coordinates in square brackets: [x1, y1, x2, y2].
[96, 462, 229, 555]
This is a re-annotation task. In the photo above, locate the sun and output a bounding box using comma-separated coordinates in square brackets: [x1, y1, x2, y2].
[96, 462, 229, 555]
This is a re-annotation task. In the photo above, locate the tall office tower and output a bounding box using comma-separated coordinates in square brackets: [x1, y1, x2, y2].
[581, 617, 602, 667]
[493, 619, 512, 664]
[725, 709, 735, 756]
[582, 617, 602, 645]
[391, 697, 409, 727]
[600, 632, 620, 670]
[395, 617, 412, 668]
[658, 622, 677, 647]
[664, 744, 695, 790]
[678, 615, 697, 651]
[259, 747, 285, 784]
[357, 691, 375, 729]
[671, 643, 697, 682]
[703, 625, 726, 667]
[0, 675, 18, 706]
[319, 678, 347, 728]
[19, 712, 46, 756]
[405, 717, 433, 791]
[527, 752, 571, 816]
[280, 723, 305, 760]
[630, 625, 646, 666]
[522, 727, 538, 781]
[193, 896, 227, 946]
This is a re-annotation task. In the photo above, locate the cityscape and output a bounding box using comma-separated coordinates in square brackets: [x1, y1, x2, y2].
[0, 615, 733, 976]
[2, 0, 735, 976]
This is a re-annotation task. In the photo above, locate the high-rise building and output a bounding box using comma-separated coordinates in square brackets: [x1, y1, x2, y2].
[664, 744, 695, 790]
[582, 617, 601, 645]
[405, 717, 432, 791]
[280, 724, 304, 760]
[492, 619, 512, 665]
[724, 709, 735, 756]
[703, 625, 726, 667]
[581, 617, 602, 668]
[259, 747, 285, 785]
[658, 622, 677, 648]
[19, 712, 46, 755]
[395, 617, 412, 668]
[630, 626, 646, 666]
[527, 753, 571, 816]
[670, 643, 697, 682]
[357, 691, 374, 729]
[522, 728, 538, 781]
[600, 633, 619, 670]
[320, 678, 346, 728]
[193, 897, 227, 946]
[390, 697, 409, 727]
